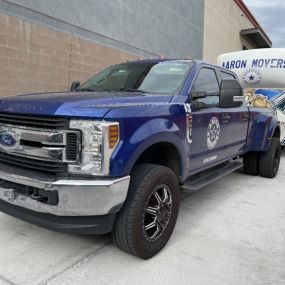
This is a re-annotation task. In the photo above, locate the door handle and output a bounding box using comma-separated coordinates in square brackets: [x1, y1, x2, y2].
[242, 113, 250, 121]
[222, 114, 231, 123]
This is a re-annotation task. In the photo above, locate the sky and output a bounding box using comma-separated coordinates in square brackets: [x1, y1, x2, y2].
[243, 0, 285, 47]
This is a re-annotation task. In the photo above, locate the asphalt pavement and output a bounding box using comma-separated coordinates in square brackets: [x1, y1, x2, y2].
[0, 151, 285, 285]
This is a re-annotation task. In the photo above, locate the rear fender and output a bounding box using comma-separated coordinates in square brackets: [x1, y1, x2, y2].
[247, 110, 280, 152]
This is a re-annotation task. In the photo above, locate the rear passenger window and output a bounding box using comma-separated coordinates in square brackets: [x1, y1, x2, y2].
[221, 72, 236, 80]
[193, 68, 219, 94]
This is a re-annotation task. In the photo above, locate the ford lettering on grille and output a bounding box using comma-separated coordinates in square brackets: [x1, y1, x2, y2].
[0, 132, 17, 147]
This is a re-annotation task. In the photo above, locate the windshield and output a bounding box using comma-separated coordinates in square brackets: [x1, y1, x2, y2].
[76, 61, 192, 94]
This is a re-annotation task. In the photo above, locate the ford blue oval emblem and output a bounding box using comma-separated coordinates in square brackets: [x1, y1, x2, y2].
[0, 132, 17, 147]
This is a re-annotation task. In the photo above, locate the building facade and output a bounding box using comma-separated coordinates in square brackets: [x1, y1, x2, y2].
[203, 0, 271, 63]
[0, 0, 271, 97]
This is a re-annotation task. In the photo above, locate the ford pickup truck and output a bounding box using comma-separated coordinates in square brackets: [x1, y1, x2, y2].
[0, 59, 281, 259]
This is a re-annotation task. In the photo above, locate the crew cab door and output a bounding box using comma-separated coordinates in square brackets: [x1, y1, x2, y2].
[188, 67, 230, 172]
[219, 71, 248, 157]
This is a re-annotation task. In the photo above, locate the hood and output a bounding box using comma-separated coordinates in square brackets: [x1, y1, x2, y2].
[0, 91, 173, 119]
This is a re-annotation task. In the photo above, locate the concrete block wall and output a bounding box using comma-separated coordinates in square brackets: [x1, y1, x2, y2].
[6, 0, 204, 59]
[0, 0, 205, 97]
[0, 12, 136, 97]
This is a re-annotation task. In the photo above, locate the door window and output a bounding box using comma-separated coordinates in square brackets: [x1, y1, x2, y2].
[192, 68, 220, 105]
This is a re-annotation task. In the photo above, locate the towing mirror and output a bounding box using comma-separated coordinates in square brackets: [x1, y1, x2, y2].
[192, 101, 208, 111]
[219, 79, 243, 108]
[191, 90, 207, 99]
[70, 81, 80, 92]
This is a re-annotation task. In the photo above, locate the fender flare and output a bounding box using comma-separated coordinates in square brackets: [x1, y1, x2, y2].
[111, 132, 189, 181]
[264, 122, 281, 151]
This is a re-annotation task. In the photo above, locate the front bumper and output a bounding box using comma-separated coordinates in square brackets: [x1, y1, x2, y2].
[0, 166, 130, 217]
[0, 199, 116, 234]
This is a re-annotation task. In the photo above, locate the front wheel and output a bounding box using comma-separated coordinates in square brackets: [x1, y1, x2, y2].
[259, 137, 281, 178]
[112, 164, 180, 259]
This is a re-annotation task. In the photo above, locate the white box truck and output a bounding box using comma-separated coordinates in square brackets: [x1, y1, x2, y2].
[217, 48, 285, 145]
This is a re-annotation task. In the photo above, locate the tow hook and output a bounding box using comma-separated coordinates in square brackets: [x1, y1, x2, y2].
[31, 193, 48, 203]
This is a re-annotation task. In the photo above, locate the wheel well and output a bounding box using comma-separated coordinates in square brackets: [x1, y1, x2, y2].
[273, 127, 280, 139]
[134, 143, 181, 178]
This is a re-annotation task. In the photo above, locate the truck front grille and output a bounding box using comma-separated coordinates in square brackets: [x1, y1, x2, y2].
[0, 113, 68, 130]
[0, 152, 67, 173]
[0, 114, 81, 175]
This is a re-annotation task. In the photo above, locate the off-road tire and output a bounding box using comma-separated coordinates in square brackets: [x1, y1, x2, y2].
[259, 137, 281, 178]
[112, 164, 180, 259]
[243, 152, 259, 175]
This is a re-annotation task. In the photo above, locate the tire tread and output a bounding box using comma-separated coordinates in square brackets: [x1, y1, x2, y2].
[112, 164, 178, 258]
[243, 152, 259, 176]
[259, 137, 281, 178]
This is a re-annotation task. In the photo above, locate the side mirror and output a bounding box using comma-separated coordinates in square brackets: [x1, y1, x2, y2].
[192, 101, 208, 111]
[219, 79, 244, 108]
[191, 90, 207, 99]
[70, 81, 80, 92]
[191, 90, 219, 99]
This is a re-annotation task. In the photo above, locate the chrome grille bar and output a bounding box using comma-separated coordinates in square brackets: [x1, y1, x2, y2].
[21, 132, 65, 145]
[0, 125, 80, 163]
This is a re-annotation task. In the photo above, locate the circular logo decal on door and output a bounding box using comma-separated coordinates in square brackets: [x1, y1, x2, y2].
[207, 117, 220, 149]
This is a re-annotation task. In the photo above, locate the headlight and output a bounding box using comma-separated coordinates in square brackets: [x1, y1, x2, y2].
[69, 120, 119, 176]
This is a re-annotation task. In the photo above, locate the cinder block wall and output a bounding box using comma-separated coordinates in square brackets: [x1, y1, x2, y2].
[0, 13, 136, 97]
[0, 0, 205, 98]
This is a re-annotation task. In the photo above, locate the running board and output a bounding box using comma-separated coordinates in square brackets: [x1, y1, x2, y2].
[181, 161, 243, 193]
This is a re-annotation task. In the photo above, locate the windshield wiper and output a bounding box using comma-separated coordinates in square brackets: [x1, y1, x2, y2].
[118, 88, 147, 93]
[75, 88, 97, 92]
[76, 88, 148, 93]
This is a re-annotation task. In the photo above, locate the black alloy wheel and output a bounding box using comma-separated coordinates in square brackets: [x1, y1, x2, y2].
[112, 164, 180, 259]
[143, 184, 173, 242]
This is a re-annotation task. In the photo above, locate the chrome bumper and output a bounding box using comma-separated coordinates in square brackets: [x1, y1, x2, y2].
[0, 169, 130, 216]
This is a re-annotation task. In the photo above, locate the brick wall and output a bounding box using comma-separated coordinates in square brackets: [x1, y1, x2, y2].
[0, 12, 136, 97]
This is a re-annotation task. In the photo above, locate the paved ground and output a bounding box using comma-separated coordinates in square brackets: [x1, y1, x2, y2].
[0, 151, 285, 285]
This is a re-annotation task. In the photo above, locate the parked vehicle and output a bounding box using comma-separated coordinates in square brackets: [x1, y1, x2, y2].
[217, 48, 285, 145]
[0, 59, 281, 259]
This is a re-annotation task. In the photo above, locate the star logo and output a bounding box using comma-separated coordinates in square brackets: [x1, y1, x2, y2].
[243, 69, 261, 85]
[249, 74, 255, 81]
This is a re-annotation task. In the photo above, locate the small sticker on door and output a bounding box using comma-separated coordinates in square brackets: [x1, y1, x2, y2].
[233, 96, 244, 102]
[203, 155, 218, 164]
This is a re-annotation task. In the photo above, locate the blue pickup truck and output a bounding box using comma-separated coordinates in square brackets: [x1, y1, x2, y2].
[0, 59, 281, 259]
